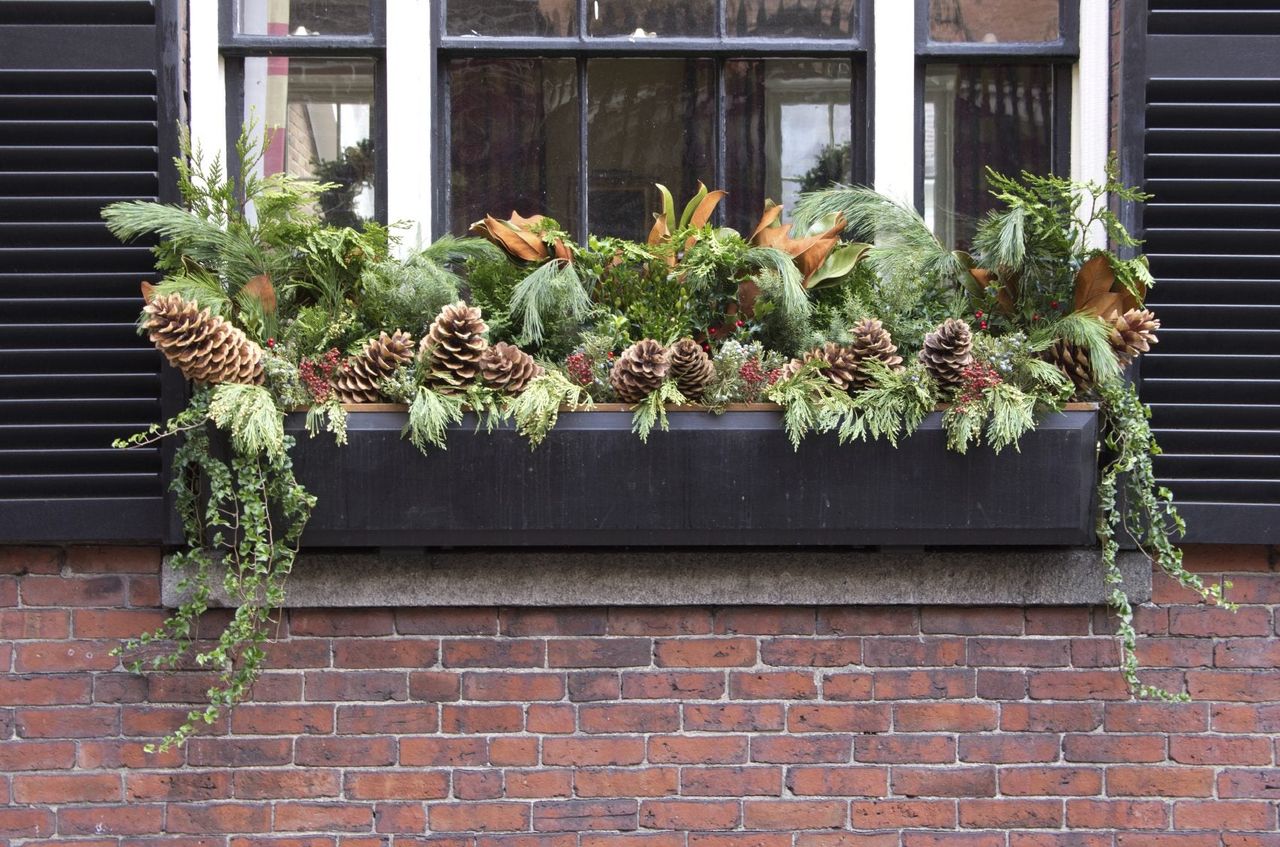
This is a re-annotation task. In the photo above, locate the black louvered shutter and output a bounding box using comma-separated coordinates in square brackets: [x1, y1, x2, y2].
[1138, 2, 1280, 542]
[0, 1, 179, 542]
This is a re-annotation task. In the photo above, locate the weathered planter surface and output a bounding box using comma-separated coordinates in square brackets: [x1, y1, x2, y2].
[285, 407, 1100, 547]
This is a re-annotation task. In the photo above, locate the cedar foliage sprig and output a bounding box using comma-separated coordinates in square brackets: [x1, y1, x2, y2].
[631, 379, 687, 444]
[508, 370, 593, 448]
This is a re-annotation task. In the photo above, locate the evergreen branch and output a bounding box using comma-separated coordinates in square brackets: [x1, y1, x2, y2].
[508, 370, 593, 449]
[984, 382, 1037, 453]
[510, 259, 590, 347]
[208, 383, 286, 458]
[841, 361, 938, 446]
[1048, 311, 1122, 384]
[403, 385, 465, 453]
[418, 234, 503, 267]
[631, 379, 687, 444]
[742, 246, 812, 320]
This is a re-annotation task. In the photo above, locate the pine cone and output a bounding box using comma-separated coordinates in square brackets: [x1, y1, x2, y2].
[480, 342, 544, 394]
[143, 292, 264, 385]
[667, 338, 715, 401]
[848, 318, 904, 390]
[777, 358, 806, 382]
[1110, 308, 1160, 366]
[336, 330, 415, 404]
[1048, 338, 1093, 393]
[809, 342, 862, 392]
[919, 318, 974, 387]
[420, 302, 488, 392]
[609, 339, 670, 403]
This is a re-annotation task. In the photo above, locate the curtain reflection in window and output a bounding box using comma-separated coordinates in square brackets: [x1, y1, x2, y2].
[588, 0, 715, 36]
[928, 0, 1059, 43]
[447, 0, 575, 36]
[726, 0, 856, 38]
[239, 0, 371, 36]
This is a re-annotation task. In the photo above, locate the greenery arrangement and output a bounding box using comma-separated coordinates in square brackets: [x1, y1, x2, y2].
[106, 127, 1225, 751]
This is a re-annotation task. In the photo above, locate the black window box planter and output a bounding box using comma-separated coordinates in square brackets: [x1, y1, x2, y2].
[278, 405, 1100, 548]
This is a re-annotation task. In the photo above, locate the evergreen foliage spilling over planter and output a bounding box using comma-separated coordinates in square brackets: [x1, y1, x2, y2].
[104, 126, 1227, 750]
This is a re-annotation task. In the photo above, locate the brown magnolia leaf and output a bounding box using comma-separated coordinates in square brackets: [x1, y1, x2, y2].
[472, 214, 547, 262]
[688, 190, 726, 230]
[1081, 291, 1124, 322]
[139, 281, 156, 303]
[242, 274, 276, 315]
[1074, 255, 1115, 313]
[551, 239, 573, 264]
[647, 214, 670, 247]
[747, 201, 784, 244]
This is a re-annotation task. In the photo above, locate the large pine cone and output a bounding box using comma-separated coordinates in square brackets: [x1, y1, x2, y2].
[1110, 308, 1160, 366]
[848, 317, 904, 390]
[1049, 338, 1093, 393]
[143, 292, 264, 385]
[421, 302, 488, 392]
[667, 338, 715, 401]
[919, 318, 974, 387]
[811, 342, 862, 392]
[336, 330, 415, 404]
[480, 342, 544, 394]
[609, 339, 670, 403]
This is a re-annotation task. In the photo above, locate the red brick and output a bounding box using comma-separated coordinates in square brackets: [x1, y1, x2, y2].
[586, 836, 684, 847]
[960, 734, 1059, 764]
[639, 800, 740, 830]
[305, 670, 407, 702]
[622, 671, 724, 700]
[789, 704, 890, 733]
[21, 574, 125, 606]
[231, 704, 333, 735]
[654, 638, 756, 667]
[344, 771, 450, 801]
[1216, 639, 1280, 668]
[896, 703, 997, 732]
[0, 739, 74, 771]
[1174, 800, 1276, 831]
[400, 737, 488, 767]
[14, 772, 121, 803]
[1104, 702, 1208, 733]
[905, 835, 1004, 847]
[1066, 799, 1168, 829]
[1116, 837, 1219, 847]
[751, 734, 850, 764]
[851, 800, 955, 828]
[1063, 734, 1164, 763]
[0, 608, 69, 638]
[968, 637, 1070, 667]
[275, 802, 374, 832]
[527, 703, 576, 734]
[168, 803, 271, 834]
[581, 703, 680, 734]
[16, 705, 117, 737]
[1002, 703, 1102, 732]
[442, 704, 524, 733]
[501, 608, 607, 636]
[858, 735, 956, 764]
[125, 573, 160, 606]
[730, 670, 818, 700]
[1170, 606, 1272, 637]
[575, 767, 678, 798]
[332, 639, 437, 668]
[1107, 765, 1214, 797]
[65, 545, 160, 573]
[0, 546, 62, 574]
[863, 637, 964, 667]
[999, 766, 1101, 797]
[289, 609, 394, 637]
[874, 669, 973, 699]
[187, 737, 293, 768]
[922, 607, 1023, 635]
[817, 607, 918, 635]
[235, 770, 341, 800]
[126, 771, 231, 802]
[443, 638, 545, 668]
[1135, 637, 1213, 668]
[1024, 607, 1092, 635]
[464, 671, 566, 701]
[976, 668, 1029, 700]
[650, 734, 749, 764]
[396, 608, 497, 635]
[787, 766, 887, 797]
[490, 737, 539, 766]
[797, 835, 899, 847]
[548, 638, 651, 668]
[1225, 573, 1280, 604]
[569, 671, 621, 701]
[430, 802, 530, 833]
[682, 766, 782, 796]
[684, 703, 785, 732]
[408, 670, 461, 701]
[1218, 769, 1280, 799]
[607, 608, 713, 636]
[743, 799, 845, 830]
[1171, 735, 1273, 765]
[455, 768, 503, 800]
[894, 766, 996, 798]
[1029, 670, 1129, 700]
[0, 673, 91, 705]
[534, 799, 638, 832]
[337, 703, 438, 734]
[375, 801, 427, 833]
[1187, 670, 1280, 702]
[544, 736, 646, 766]
[506, 769, 574, 798]
[761, 637, 861, 666]
[821, 672, 874, 700]
[1211, 703, 1280, 733]
[295, 736, 396, 767]
[71, 608, 165, 638]
[78, 738, 182, 770]
[1011, 836, 1111, 847]
[715, 607, 815, 635]
[690, 836, 790, 847]
[0, 806, 56, 836]
[959, 799, 1061, 828]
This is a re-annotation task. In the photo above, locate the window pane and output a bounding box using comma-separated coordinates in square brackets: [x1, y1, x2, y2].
[449, 59, 579, 236]
[726, 0, 858, 38]
[447, 0, 576, 36]
[238, 0, 370, 36]
[923, 64, 1055, 248]
[724, 59, 854, 234]
[929, 0, 1059, 43]
[588, 0, 715, 37]
[243, 56, 376, 226]
[587, 59, 716, 240]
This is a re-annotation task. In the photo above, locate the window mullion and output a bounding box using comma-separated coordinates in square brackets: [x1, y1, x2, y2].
[874, 0, 917, 202]
[578, 57, 589, 242]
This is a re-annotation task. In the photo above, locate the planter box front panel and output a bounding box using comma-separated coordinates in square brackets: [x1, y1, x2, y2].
[286, 410, 1099, 547]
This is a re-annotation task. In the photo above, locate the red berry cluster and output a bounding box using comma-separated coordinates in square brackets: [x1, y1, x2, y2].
[299, 348, 345, 402]
[955, 361, 1003, 408]
[974, 310, 989, 330]
[739, 358, 766, 387]
[565, 351, 595, 386]
[766, 367, 783, 386]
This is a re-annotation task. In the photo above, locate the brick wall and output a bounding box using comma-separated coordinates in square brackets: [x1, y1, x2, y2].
[1, 544, 1277, 844]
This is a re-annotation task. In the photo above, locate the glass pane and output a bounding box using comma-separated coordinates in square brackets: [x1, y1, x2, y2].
[923, 64, 1055, 248]
[243, 56, 376, 226]
[929, 0, 1059, 43]
[588, 0, 715, 37]
[449, 59, 579, 236]
[725, 59, 854, 234]
[238, 0, 370, 36]
[447, 0, 576, 37]
[587, 59, 716, 240]
[726, 0, 858, 38]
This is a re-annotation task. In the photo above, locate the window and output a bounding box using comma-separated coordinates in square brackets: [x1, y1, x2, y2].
[917, 0, 1078, 248]
[220, 0, 387, 225]
[436, 0, 869, 240]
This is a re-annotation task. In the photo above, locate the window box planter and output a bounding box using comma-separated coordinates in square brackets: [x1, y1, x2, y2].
[281, 403, 1099, 548]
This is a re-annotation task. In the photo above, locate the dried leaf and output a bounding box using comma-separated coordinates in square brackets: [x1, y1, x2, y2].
[1074, 255, 1115, 313]
[140, 281, 156, 303]
[242, 274, 276, 315]
[470, 213, 548, 263]
[688, 190, 726, 230]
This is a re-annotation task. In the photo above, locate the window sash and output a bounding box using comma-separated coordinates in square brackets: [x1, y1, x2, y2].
[915, 0, 1080, 57]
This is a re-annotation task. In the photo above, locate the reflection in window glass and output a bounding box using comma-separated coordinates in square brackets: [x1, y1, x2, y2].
[923, 64, 1054, 248]
[447, 0, 575, 36]
[726, 0, 857, 38]
[587, 59, 716, 240]
[243, 57, 376, 227]
[589, 0, 715, 37]
[449, 59, 579, 235]
[238, 0, 370, 35]
[929, 0, 1059, 43]
[725, 60, 853, 234]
